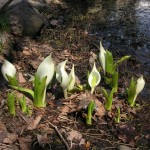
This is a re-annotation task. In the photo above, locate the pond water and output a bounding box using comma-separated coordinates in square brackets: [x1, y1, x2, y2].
[68, 0, 150, 96]
[82, 0, 150, 72]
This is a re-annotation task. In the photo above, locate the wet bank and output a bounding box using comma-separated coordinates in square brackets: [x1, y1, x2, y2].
[62, 0, 150, 97]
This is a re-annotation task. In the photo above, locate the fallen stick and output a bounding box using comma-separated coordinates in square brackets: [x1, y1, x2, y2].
[48, 121, 70, 150]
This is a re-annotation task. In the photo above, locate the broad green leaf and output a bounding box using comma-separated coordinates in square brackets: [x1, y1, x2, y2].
[105, 88, 115, 111]
[110, 71, 118, 92]
[127, 77, 136, 105]
[34, 74, 47, 107]
[6, 74, 18, 86]
[105, 50, 114, 74]
[10, 85, 34, 98]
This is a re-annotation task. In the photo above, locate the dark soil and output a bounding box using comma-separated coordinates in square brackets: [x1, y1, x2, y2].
[0, 1, 150, 150]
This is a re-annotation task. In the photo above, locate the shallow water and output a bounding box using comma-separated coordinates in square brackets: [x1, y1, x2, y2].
[84, 0, 150, 70]
[70, 0, 150, 96]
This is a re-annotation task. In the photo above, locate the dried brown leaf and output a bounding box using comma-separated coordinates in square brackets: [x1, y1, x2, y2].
[18, 72, 26, 83]
[18, 136, 32, 150]
[27, 115, 42, 130]
[37, 133, 48, 145]
[67, 130, 82, 142]
[3, 133, 18, 144]
[23, 50, 31, 56]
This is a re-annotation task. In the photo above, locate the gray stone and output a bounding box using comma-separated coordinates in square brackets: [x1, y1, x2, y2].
[6, 0, 43, 37]
[118, 145, 132, 150]
[0, 33, 13, 56]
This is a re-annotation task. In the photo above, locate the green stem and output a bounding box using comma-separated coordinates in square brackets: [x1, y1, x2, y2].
[91, 87, 95, 95]
[130, 94, 137, 107]
[63, 88, 68, 99]
[86, 101, 95, 125]
[7, 92, 16, 116]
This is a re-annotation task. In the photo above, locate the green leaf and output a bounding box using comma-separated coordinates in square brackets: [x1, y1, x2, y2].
[114, 107, 120, 123]
[110, 71, 118, 93]
[19, 96, 27, 113]
[115, 55, 130, 65]
[86, 100, 95, 125]
[102, 88, 108, 99]
[7, 92, 16, 116]
[105, 88, 115, 111]
[105, 50, 114, 74]
[34, 74, 47, 107]
[104, 76, 112, 85]
[113, 55, 130, 70]
[9, 85, 34, 98]
[127, 77, 136, 106]
[6, 74, 18, 86]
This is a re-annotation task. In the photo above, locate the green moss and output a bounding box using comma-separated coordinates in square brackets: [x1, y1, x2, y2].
[0, 13, 10, 33]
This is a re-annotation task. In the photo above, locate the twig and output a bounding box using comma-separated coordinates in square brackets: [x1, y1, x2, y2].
[47, 121, 70, 150]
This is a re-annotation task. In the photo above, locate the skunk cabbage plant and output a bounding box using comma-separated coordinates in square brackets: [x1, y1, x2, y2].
[56, 60, 75, 98]
[86, 100, 95, 125]
[98, 42, 130, 92]
[1, 60, 18, 86]
[99, 41, 106, 74]
[9, 54, 55, 108]
[34, 54, 55, 107]
[127, 75, 145, 107]
[88, 63, 101, 94]
[103, 88, 115, 111]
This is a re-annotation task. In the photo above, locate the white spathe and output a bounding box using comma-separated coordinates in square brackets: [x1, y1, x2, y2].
[136, 75, 145, 95]
[67, 64, 75, 91]
[1, 60, 16, 81]
[99, 41, 106, 74]
[133, 75, 145, 104]
[56, 60, 69, 89]
[36, 54, 55, 86]
[88, 63, 101, 94]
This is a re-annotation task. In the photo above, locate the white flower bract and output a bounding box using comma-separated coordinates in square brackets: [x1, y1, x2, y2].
[67, 64, 75, 91]
[99, 41, 106, 74]
[36, 54, 55, 86]
[56, 60, 69, 89]
[1, 60, 16, 81]
[88, 63, 101, 94]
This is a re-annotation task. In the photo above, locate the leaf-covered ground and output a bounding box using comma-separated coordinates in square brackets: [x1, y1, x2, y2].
[0, 1, 150, 150]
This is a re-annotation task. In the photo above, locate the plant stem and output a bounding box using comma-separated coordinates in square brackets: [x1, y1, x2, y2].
[63, 88, 68, 99]
[91, 87, 94, 94]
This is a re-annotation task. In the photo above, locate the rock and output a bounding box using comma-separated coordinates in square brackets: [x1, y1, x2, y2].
[6, 0, 43, 37]
[0, 33, 13, 56]
[118, 145, 132, 150]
